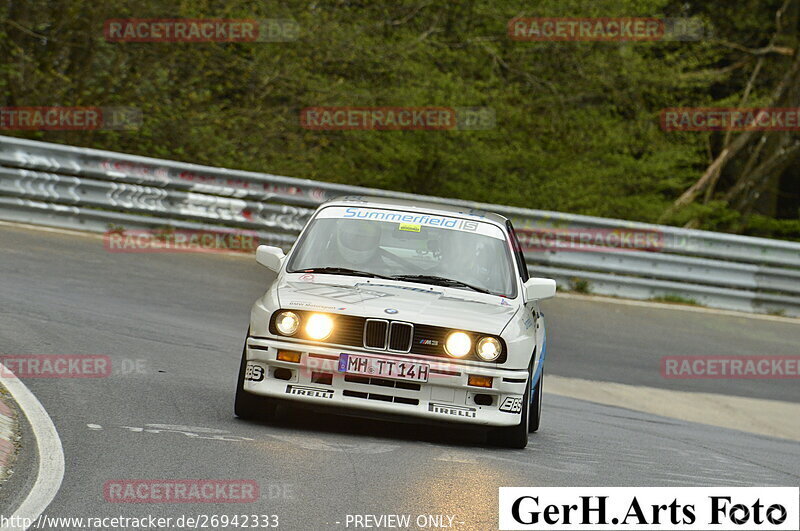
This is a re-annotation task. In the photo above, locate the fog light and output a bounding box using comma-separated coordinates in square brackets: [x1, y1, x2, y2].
[277, 350, 302, 363]
[305, 313, 334, 340]
[474, 393, 493, 406]
[468, 375, 493, 388]
[273, 368, 293, 380]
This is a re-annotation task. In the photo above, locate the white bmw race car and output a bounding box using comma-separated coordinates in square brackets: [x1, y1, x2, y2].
[235, 196, 556, 448]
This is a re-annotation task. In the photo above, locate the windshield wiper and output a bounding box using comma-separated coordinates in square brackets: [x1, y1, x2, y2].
[298, 267, 394, 280]
[390, 274, 491, 294]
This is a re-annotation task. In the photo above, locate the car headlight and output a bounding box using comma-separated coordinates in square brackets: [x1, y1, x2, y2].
[476, 336, 502, 361]
[275, 311, 300, 336]
[305, 313, 334, 340]
[444, 331, 472, 358]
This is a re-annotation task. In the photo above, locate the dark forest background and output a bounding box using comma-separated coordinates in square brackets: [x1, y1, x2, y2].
[2, 0, 799, 239]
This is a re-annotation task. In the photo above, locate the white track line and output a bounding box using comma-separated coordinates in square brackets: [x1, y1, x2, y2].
[0, 220, 101, 240]
[0, 362, 65, 531]
[0, 220, 255, 259]
[555, 292, 800, 324]
[547, 375, 800, 442]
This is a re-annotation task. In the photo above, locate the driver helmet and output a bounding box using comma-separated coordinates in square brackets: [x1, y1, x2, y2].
[336, 220, 381, 265]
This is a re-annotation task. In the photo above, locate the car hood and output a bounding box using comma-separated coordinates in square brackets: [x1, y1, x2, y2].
[276, 274, 518, 335]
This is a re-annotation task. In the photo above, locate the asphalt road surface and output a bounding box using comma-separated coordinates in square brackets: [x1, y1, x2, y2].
[1, 224, 798, 530]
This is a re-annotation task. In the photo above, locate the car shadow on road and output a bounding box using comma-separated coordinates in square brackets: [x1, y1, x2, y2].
[236, 401, 501, 449]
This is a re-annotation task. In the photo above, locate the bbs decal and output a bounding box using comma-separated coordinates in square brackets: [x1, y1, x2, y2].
[245, 363, 265, 382]
[499, 396, 523, 413]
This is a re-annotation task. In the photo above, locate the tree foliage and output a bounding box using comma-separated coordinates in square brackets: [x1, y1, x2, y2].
[1, 0, 798, 239]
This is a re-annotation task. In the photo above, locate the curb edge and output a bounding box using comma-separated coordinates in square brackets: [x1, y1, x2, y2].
[0, 385, 20, 486]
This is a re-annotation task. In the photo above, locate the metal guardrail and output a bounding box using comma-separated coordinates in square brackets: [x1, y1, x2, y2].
[1, 135, 799, 317]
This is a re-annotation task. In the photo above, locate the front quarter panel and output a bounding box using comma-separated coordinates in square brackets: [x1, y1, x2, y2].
[500, 303, 538, 371]
[250, 282, 281, 337]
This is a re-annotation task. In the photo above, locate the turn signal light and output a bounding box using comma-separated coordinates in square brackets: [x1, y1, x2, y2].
[277, 350, 302, 363]
[468, 375, 493, 388]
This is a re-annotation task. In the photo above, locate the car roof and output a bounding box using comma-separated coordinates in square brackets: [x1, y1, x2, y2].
[323, 195, 510, 227]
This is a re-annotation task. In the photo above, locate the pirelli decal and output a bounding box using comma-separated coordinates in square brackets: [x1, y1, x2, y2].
[428, 402, 476, 418]
[285, 385, 334, 399]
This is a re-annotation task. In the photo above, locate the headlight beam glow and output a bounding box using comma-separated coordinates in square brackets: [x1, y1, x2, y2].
[275, 311, 300, 336]
[476, 336, 502, 361]
[305, 313, 334, 340]
[445, 331, 472, 358]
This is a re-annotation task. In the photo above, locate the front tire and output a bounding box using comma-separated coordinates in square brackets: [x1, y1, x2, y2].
[529, 369, 543, 432]
[488, 365, 532, 449]
[234, 338, 277, 421]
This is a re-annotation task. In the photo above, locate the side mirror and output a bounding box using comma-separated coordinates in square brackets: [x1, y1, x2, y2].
[256, 245, 285, 273]
[524, 277, 556, 301]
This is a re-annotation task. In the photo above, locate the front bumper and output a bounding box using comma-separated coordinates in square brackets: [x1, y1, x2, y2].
[243, 336, 530, 427]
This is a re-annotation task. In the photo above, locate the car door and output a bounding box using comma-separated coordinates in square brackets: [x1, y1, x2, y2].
[507, 221, 545, 377]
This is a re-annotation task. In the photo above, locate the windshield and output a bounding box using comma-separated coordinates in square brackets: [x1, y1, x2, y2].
[287, 206, 517, 297]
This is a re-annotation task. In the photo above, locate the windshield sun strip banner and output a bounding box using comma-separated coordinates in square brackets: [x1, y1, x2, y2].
[316, 206, 506, 240]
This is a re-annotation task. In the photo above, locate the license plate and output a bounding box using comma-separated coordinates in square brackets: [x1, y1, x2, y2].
[338, 354, 429, 382]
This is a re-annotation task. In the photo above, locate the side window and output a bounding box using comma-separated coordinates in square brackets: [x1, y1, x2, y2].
[506, 221, 529, 282]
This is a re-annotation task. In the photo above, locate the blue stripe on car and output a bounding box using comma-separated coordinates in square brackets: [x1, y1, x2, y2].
[531, 320, 546, 398]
